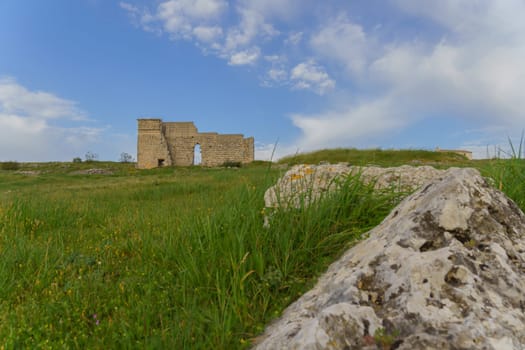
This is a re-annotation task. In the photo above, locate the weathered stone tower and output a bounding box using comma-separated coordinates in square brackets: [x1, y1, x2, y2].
[137, 119, 254, 169]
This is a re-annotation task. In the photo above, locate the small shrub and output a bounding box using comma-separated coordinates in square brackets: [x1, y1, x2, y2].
[72, 157, 82, 163]
[85, 151, 98, 162]
[374, 327, 400, 349]
[119, 152, 134, 163]
[1, 161, 20, 170]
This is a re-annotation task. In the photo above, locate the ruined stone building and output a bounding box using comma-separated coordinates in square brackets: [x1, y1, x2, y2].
[137, 119, 254, 169]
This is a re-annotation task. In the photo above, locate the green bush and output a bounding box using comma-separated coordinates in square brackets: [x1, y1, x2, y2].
[119, 152, 133, 163]
[1, 161, 20, 170]
[85, 151, 98, 162]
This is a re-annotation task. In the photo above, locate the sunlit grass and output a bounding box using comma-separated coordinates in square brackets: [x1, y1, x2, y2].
[0, 150, 523, 349]
[478, 133, 525, 209]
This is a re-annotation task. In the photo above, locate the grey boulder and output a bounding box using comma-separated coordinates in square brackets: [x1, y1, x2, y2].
[254, 168, 525, 350]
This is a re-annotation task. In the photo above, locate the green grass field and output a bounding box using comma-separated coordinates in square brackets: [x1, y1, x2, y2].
[1, 150, 524, 349]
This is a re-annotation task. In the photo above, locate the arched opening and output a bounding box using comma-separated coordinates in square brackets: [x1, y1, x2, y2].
[193, 144, 202, 165]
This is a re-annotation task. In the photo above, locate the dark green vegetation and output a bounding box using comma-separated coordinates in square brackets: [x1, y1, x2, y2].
[1, 161, 20, 171]
[1, 149, 524, 349]
[278, 148, 471, 167]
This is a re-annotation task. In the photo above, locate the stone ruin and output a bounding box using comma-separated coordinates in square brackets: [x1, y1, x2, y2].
[137, 119, 254, 169]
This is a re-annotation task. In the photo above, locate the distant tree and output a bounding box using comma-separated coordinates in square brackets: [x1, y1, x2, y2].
[85, 151, 98, 162]
[72, 157, 82, 163]
[1, 161, 20, 170]
[119, 152, 134, 163]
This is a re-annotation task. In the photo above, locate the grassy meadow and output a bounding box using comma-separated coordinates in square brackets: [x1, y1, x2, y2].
[0, 150, 524, 349]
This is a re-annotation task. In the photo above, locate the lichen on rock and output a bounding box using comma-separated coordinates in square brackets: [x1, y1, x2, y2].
[254, 168, 525, 349]
[264, 164, 444, 210]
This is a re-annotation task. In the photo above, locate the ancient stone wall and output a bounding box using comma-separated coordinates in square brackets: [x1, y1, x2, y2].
[137, 119, 254, 169]
[136, 119, 172, 169]
[243, 137, 254, 163]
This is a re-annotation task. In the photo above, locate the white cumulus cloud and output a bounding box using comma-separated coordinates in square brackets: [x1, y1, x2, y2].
[268, 68, 287, 82]
[0, 77, 87, 121]
[285, 31, 303, 46]
[288, 0, 525, 154]
[223, 7, 279, 52]
[122, 0, 525, 156]
[310, 14, 368, 76]
[290, 94, 407, 151]
[157, 0, 227, 39]
[0, 78, 107, 162]
[228, 48, 260, 65]
[290, 60, 335, 95]
[121, 0, 227, 41]
[192, 25, 223, 42]
[122, 0, 284, 66]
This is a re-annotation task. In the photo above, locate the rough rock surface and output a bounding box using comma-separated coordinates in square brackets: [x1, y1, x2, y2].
[254, 168, 525, 349]
[264, 164, 444, 209]
[71, 168, 114, 175]
[16, 171, 40, 176]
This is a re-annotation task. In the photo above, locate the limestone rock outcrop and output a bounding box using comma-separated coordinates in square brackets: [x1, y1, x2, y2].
[71, 168, 114, 175]
[254, 168, 525, 349]
[264, 164, 444, 209]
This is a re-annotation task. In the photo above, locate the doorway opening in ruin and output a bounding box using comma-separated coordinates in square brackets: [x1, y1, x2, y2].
[193, 144, 202, 165]
[158, 159, 165, 167]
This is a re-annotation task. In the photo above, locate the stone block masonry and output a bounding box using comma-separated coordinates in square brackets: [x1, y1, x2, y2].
[137, 119, 254, 169]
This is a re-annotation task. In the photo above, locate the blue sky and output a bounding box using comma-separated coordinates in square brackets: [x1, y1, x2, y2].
[1, 0, 524, 162]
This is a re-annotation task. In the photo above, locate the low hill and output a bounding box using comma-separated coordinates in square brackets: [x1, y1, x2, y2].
[278, 148, 471, 167]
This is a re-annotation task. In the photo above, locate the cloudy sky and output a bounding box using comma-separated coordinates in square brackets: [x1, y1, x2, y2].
[1, 0, 524, 162]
